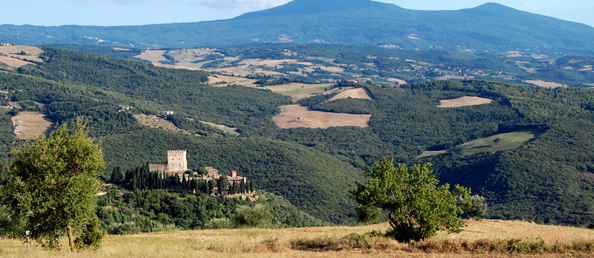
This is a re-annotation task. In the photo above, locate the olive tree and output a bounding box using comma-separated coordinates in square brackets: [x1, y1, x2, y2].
[459, 195, 488, 219]
[1, 118, 106, 251]
[352, 158, 470, 242]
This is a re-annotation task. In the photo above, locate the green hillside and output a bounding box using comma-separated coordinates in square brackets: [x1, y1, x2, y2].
[2, 1, 594, 55]
[3, 47, 594, 226]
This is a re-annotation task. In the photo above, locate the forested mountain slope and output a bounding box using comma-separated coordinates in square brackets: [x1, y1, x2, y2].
[2, 0, 594, 55]
[3, 47, 594, 225]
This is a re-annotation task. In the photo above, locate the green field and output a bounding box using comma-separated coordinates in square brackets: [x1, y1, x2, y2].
[449, 130, 539, 156]
[420, 130, 540, 158]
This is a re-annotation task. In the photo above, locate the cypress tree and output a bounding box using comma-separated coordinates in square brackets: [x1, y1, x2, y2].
[181, 173, 187, 190]
[240, 180, 246, 194]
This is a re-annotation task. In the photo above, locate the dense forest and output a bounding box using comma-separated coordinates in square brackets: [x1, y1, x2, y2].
[3, 47, 594, 226]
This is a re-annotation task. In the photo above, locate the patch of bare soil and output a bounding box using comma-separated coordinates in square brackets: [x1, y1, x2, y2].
[387, 78, 407, 85]
[524, 80, 568, 88]
[438, 96, 493, 108]
[11, 112, 54, 139]
[112, 47, 132, 51]
[135, 50, 168, 64]
[435, 75, 475, 80]
[133, 114, 192, 135]
[273, 104, 372, 129]
[328, 88, 372, 102]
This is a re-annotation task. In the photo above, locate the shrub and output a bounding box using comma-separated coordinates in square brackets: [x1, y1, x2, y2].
[233, 204, 272, 228]
[459, 195, 488, 219]
[74, 219, 105, 251]
[204, 218, 232, 229]
[107, 222, 140, 235]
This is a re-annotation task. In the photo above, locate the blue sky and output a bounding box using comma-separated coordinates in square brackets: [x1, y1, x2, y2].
[1, 0, 592, 27]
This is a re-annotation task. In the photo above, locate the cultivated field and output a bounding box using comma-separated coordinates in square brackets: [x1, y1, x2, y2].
[2, 220, 594, 257]
[208, 75, 258, 87]
[438, 96, 493, 108]
[0, 45, 44, 68]
[273, 105, 372, 129]
[263, 83, 337, 101]
[11, 112, 53, 139]
[328, 88, 372, 102]
[524, 80, 568, 88]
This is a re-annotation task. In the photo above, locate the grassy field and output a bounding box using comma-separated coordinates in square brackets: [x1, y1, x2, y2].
[2, 220, 594, 257]
[420, 130, 539, 158]
[448, 130, 539, 156]
[263, 83, 337, 101]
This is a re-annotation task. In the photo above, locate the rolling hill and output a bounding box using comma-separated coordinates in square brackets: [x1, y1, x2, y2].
[1, 0, 594, 55]
[3, 46, 594, 227]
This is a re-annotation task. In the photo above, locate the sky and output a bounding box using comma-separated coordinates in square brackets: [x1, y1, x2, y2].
[0, 0, 593, 27]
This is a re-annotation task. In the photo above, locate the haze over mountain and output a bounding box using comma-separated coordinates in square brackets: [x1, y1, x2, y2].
[1, 0, 594, 55]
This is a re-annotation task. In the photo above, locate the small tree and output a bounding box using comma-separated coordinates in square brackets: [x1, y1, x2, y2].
[355, 204, 381, 225]
[1, 118, 106, 251]
[219, 175, 229, 195]
[352, 157, 470, 243]
[459, 195, 488, 219]
[233, 204, 272, 228]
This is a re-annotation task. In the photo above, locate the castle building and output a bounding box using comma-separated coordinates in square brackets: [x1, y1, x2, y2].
[148, 150, 188, 174]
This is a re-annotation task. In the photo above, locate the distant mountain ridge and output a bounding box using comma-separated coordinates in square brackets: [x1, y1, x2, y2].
[1, 0, 594, 55]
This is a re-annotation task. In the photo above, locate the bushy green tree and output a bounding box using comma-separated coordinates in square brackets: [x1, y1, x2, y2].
[459, 195, 488, 219]
[1, 118, 106, 251]
[355, 204, 381, 225]
[352, 158, 470, 243]
[233, 204, 272, 228]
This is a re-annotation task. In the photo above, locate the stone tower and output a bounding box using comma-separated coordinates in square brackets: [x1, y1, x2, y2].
[167, 150, 187, 173]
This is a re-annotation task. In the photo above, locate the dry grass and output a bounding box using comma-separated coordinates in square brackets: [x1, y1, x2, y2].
[272, 104, 372, 129]
[134, 50, 168, 64]
[11, 111, 54, 139]
[2, 220, 593, 257]
[524, 80, 568, 88]
[0, 45, 44, 67]
[263, 83, 336, 101]
[438, 96, 493, 108]
[0, 56, 34, 67]
[200, 121, 239, 135]
[133, 114, 192, 135]
[328, 88, 372, 102]
[208, 75, 258, 87]
[386, 78, 407, 85]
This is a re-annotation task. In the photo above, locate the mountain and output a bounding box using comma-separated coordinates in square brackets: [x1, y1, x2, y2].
[2, 1, 594, 55]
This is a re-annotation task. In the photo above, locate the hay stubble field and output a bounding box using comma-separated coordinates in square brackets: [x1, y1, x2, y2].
[2, 220, 594, 257]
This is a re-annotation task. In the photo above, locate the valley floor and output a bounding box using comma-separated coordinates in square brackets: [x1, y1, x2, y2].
[2, 220, 594, 257]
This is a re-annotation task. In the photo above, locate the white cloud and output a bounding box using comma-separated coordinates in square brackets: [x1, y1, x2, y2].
[75, 0, 290, 10]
